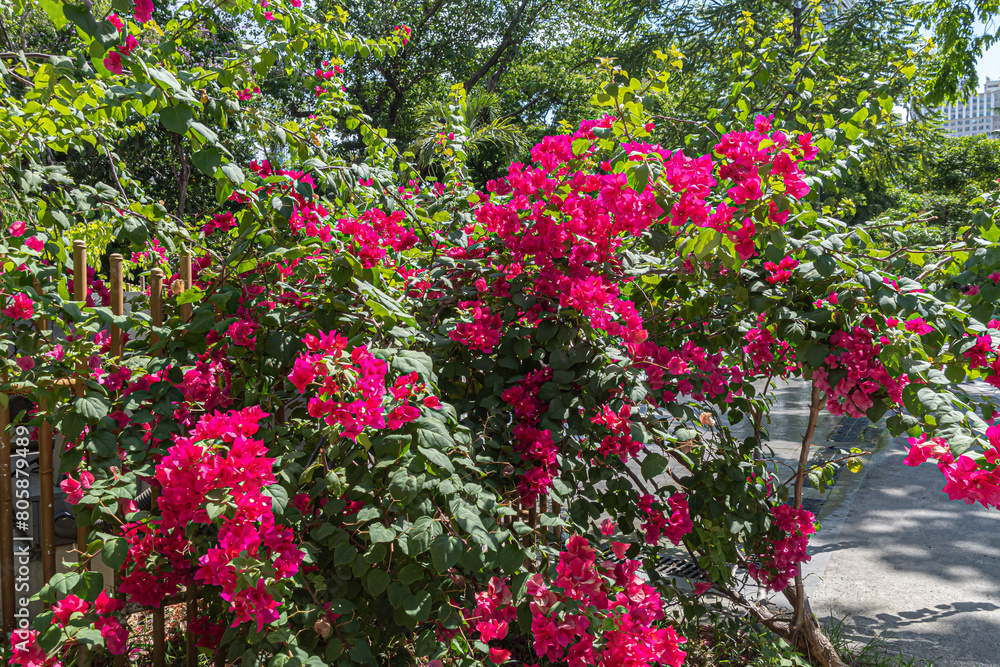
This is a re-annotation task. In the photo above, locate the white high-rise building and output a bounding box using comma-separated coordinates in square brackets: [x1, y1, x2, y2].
[937, 78, 1000, 138]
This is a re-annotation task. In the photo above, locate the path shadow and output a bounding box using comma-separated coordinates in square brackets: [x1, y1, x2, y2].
[812, 435, 1000, 665]
[817, 602, 1000, 667]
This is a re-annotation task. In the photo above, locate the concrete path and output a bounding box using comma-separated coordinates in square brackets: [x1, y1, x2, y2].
[758, 379, 1000, 666]
[808, 433, 1000, 666]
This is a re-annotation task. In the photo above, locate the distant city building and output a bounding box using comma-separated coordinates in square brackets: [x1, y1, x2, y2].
[937, 78, 1000, 138]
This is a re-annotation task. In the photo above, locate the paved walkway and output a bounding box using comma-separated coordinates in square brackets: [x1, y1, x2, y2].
[764, 380, 1000, 666]
[809, 433, 1000, 666]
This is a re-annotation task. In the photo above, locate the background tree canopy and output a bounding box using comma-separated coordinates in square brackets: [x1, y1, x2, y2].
[4, 2, 1000, 665]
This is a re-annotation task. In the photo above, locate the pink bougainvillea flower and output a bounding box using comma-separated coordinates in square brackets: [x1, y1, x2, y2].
[103, 51, 123, 75]
[108, 13, 124, 30]
[8, 220, 26, 236]
[227, 319, 258, 350]
[52, 595, 89, 626]
[693, 582, 712, 595]
[3, 293, 34, 320]
[600, 518, 615, 536]
[904, 317, 934, 335]
[120, 34, 138, 55]
[747, 505, 816, 592]
[488, 648, 512, 664]
[95, 617, 127, 654]
[611, 541, 628, 558]
[95, 589, 122, 615]
[25, 236, 43, 252]
[59, 470, 95, 505]
[133, 0, 154, 23]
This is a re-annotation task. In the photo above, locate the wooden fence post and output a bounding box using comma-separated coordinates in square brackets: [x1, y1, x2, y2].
[72, 240, 90, 573]
[0, 398, 13, 634]
[33, 275, 57, 583]
[180, 253, 192, 323]
[149, 267, 166, 667]
[110, 255, 126, 667]
[72, 241, 92, 667]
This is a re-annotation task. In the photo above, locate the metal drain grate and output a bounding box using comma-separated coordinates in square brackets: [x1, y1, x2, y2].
[801, 497, 825, 515]
[829, 416, 869, 442]
[655, 555, 704, 579]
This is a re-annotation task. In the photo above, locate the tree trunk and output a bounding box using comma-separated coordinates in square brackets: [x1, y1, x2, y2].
[786, 591, 846, 667]
[172, 132, 191, 219]
[740, 381, 845, 667]
[786, 382, 844, 667]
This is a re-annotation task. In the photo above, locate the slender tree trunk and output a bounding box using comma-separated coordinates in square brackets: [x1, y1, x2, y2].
[172, 132, 191, 219]
[792, 0, 803, 50]
[784, 382, 844, 667]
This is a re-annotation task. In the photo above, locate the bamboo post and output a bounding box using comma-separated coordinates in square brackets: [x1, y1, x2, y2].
[38, 397, 54, 581]
[179, 253, 192, 323]
[149, 267, 166, 667]
[72, 241, 90, 572]
[34, 276, 56, 582]
[110, 254, 123, 358]
[150, 268, 163, 348]
[72, 243, 93, 667]
[0, 399, 13, 633]
[109, 255, 127, 667]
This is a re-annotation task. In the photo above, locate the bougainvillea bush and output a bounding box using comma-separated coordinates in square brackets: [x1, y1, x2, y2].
[3, 2, 1000, 667]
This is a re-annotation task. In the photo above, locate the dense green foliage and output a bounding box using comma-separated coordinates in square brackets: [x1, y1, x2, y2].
[4, 2, 1000, 667]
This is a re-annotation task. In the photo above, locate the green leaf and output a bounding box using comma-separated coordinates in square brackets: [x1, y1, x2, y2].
[415, 417, 452, 451]
[175, 286, 205, 305]
[401, 591, 432, 621]
[192, 148, 223, 176]
[397, 563, 424, 586]
[160, 104, 194, 135]
[149, 67, 181, 91]
[362, 569, 390, 597]
[417, 445, 455, 474]
[101, 537, 128, 570]
[74, 395, 110, 420]
[263, 484, 289, 515]
[334, 542, 357, 566]
[121, 216, 148, 244]
[498, 543, 524, 575]
[63, 3, 117, 47]
[640, 452, 669, 481]
[368, 524, 396, 543]
[429, 534, 462, 573]
[40, 0, 69, 29]
[392, 350, 435, 380]
[404, 517, 438, 556]
[221, 164, 245, 185]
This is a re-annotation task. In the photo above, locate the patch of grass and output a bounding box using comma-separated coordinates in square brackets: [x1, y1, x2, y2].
[825, 617, 936, 667]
